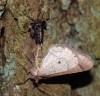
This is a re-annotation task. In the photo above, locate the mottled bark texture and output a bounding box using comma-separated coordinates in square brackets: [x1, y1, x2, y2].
[0, 0, 99, 96]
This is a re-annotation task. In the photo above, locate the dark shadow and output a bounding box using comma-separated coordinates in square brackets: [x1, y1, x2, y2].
[39, 70, 93, 89]
[39, 74, 71, 84]
[70, 70, 93, 89]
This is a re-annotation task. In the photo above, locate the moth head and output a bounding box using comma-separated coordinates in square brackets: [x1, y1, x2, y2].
[30, 67, 38, 76]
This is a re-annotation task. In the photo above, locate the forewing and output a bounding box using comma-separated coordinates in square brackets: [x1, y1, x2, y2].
[38, 44, 93, 77]
[73, 49, 93, 71]
[39, 45, 78, 76]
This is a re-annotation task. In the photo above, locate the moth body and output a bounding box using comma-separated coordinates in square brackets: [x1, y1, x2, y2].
[35, 45, 42, 68]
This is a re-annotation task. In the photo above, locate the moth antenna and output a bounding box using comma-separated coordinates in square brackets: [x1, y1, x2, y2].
[21, 11, 35, 22]
[37, 11, 41, 22]
[47, 16, 58, 23]
[41, 12, 44, 21]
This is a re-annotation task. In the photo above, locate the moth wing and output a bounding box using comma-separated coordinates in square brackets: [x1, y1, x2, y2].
[38, 44, 93, 77]
[62, 45, 93, 73]
[59, 49, 93, 75]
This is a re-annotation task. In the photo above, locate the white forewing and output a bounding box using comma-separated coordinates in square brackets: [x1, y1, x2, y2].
[37, 44, 93, 77]
[39, 45, 79, 76]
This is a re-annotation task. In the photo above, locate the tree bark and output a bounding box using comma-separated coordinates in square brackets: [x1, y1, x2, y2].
[0, 0, 99, 96]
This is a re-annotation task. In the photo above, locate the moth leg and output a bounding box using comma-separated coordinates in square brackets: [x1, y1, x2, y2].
[36, 87, 51, 96]
[14, 55, 36, 85]
[31, 83, 51, 96]
[14, 77, 30, 85]
[14, 63, 31, 86]
[13, 74, 33, 86]
[32, 82, 51, 96]
[18, 63, 31, 74]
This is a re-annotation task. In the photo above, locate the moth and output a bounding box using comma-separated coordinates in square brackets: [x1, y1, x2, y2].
[25, 44, 93, 84]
